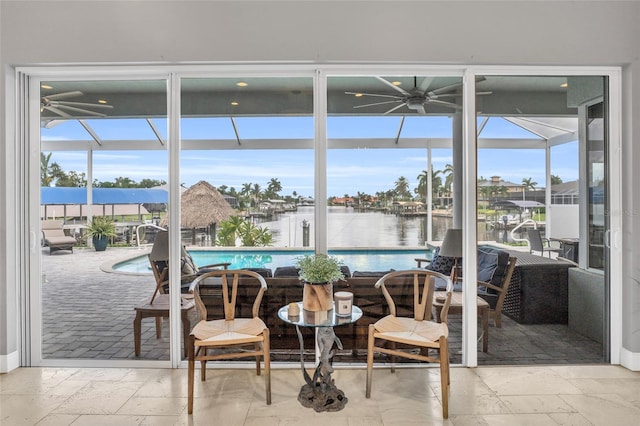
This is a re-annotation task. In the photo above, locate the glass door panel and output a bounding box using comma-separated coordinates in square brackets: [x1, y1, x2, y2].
[39, 79, 168, 361]
[327, 74, 464, 363]
[179, 76, 314, 360]
[586, 100, 606, 270]
[475, 75, 606, 364]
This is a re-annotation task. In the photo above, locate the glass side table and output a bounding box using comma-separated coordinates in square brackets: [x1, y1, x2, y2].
[278, 302, 362, 412]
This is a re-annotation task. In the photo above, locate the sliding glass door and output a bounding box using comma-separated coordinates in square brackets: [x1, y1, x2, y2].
[24, 66, 619, 368]
[36, 77, 169, 363]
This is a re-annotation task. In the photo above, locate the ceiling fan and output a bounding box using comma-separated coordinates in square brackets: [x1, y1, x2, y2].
[40, 91, 114, 118]
[346, 76, 491, 115]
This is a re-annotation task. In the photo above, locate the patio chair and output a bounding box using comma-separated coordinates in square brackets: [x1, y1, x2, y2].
[527, 228, 561, 258]
[41, 220, 77, 254]
[477, 255, 517, 328]
[187, 269, 271, 414]
[148, 230, 230, 303]
[419, 246, 517, 328]
[366, 269, 452, 419]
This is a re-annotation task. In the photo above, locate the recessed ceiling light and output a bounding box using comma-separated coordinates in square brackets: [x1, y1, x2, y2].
[231, 101, 239, 106]
[41, 84, 53, 90]
[98, 99, 108, 104]
[354, 93, 363, 97]
[236, 82, 248, 87]
[392, 81, 402, 86]
[560, 82, 568, 88]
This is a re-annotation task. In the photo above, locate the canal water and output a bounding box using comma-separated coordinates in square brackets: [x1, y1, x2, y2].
[253, 206, 528, 248]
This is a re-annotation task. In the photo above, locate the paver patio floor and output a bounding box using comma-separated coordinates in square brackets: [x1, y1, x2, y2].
[41, 247, 604, 365]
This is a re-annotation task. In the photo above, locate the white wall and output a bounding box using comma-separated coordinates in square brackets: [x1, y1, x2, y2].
[548, 205, 580, 239]
[2, 0, 640, 369]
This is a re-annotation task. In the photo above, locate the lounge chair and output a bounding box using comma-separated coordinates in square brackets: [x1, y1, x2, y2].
[41, 220, 77, 254]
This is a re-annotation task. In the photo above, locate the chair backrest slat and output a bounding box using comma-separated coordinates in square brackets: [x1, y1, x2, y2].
[376, 270, 452, 322]
[189, 269, 268, 322]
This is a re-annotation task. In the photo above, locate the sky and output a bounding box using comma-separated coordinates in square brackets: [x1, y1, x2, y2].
[41, 116, 579, 198]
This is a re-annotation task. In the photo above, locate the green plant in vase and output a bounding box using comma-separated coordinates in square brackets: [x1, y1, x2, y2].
[86, 216, 117, 251]
[296, 254, 345, 312]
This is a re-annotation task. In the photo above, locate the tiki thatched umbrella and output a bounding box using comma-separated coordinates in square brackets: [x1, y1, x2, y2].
[163, 181, 235, 245]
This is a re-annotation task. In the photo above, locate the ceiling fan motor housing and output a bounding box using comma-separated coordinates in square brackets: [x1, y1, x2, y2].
[406, 97, 426, 110]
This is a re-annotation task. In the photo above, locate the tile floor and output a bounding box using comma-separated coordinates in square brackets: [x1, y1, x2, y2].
[2, 364, 640, 425]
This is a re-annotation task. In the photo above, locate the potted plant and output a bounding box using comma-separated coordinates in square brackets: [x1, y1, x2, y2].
[295, 254, 345, 312]
[86, 216, 117, 251]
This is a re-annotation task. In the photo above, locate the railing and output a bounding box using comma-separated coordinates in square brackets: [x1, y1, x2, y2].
[510, 219, 537, 249]
[136, 223, 167, 248]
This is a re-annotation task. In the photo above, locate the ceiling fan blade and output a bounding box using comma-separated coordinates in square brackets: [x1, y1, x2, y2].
[42, 119, 66, 129]
[345, 91, 402, 100]
[375, 76, 411, 96]
[428, 76, 487, 97]
[43, 105, 72, 117]
[428, 91, 492, 99]
[383, 103, 408, 115]
[428, 82, 463, 96]
[353, 100, 403, 109]
[427, 99, 462, 109]
[54, 101, 114, 109]
[44, 91, 83, 101]
[418, 77, 435, 92]
[54, 104, 107, 117]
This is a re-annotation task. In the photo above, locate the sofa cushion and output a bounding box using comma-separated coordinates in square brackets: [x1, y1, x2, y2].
[352, 269, 394, 278]
[244, 267, 273, 278]
[478, 246, 510, 286]
[424, 247, 456, 275]
[274, 266, 300, 278]
[477, 246, 510, 294]
[340, 265, 352, 278]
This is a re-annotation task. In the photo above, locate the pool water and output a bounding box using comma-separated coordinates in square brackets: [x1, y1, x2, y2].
[112, 248, 433, 275]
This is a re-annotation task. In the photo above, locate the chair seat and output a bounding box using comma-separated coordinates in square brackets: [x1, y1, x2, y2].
[374, 315, 448, 345]
[192, 317, 267, 345]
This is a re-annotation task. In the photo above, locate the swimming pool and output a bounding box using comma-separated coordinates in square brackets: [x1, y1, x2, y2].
[111, 248, 434, 275]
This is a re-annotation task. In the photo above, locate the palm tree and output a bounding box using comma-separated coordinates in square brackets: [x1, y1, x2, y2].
[241, 182, 253, 207]
[415, 169, 428, 199]
[251, 183, 262, 207]
[394, 176, 410, 200]
[550, 174, 563, 185]
[479, 186, 492, 206]
[40, 152, 54, 186]
[266, 178, 282, 199]
[522, 177, 537, 200]
[442, 163, 454, 197]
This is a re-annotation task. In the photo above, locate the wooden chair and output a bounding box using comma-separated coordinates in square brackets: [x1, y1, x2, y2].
[527, 228, 561, 258]
[478, 256, 517, 328]
[134, 231, 229, 357]
[147, 230, 229, 302]
[187, 269, 271, 414]
[366, 269, 452, 419]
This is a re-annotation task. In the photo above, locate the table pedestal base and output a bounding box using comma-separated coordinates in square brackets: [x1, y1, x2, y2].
[295, 325, 349, 411]
[298, 381, 347, 412]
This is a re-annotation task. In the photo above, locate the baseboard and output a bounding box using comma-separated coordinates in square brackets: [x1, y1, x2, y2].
[620, 347, 640, 371]
[0, 350, 20, 373]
